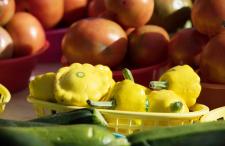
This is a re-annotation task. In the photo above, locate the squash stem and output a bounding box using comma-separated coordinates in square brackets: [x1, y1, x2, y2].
[122, 68, 134, 82]
[87, 99, 115, 109]
[149, 81, 168, 90]
[170, 101, 183, 112]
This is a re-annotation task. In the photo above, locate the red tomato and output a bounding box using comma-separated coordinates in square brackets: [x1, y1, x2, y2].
[0, 27, 13, 59]
[104, 0, 154, 27]
[62, 18, 128, 68]
[200, 30, 225, 83]
[88, 0, 106, 17]
[0, 0, 15, 26]
[191, 0, 225, 36]
[128, 25, 169, 67]
[62, 0, 88, 25]
[168, 28, 209, 69]
[6, 12, 46, 57]
[27, 0, 64, 29]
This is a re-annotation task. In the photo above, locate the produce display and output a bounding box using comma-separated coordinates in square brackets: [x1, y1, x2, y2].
[1, 0, 225, 146]
[29, 63, 198, 115]
[27, 64, 212, 135]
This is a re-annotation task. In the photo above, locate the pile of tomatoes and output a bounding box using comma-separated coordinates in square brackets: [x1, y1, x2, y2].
[1, 0, 225, 85]
[0, 0, 46, 58]
[61, 0, 168, 69]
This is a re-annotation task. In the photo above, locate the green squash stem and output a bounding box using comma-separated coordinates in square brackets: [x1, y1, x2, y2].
[87, 68, 134, 109]
[87, 99, 116, 109]
[149, 81, 168, 90]
[122, 68, 134, 82]
[145, 97, 150, 112]
[170, 101, 183, 112]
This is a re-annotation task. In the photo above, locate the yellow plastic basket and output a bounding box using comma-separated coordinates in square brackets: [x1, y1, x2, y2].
[200, 106, 225, 122]
[27, 97, 222, 135]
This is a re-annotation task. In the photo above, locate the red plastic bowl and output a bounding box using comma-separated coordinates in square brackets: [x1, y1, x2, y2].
[113, 61, 169, 87]
[38, 28, 68, 63]
[198, 82, 225, 110]
[0, 42, 49, 93]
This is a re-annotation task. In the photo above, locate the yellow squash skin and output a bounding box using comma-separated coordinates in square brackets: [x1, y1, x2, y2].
[0, 84, 11, 112]
[54, 63, 115, 106]
[29, 72, 56, 102]
[159, 65, 201, 107]
[109, 79, 151, 112]
[148, 89, 189, 113]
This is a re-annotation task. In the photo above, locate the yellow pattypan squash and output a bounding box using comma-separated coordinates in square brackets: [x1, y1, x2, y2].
[0, 84, 11, 112]
[150, 65, 201, 107]
[87, 68, 151, 112]
[54, 63, 115, 106]
[29, 72, 56, 102]
[148, 89, 189, 113]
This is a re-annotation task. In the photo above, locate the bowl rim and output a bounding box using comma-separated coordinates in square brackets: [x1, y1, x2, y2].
[196, 69, 225, 89]
[61, 56, 169, 74]
[45, 27, 68, 35]
[0, 41, 49, 64]
[113, 60, 169, 75]
[201, 82, 225, 89]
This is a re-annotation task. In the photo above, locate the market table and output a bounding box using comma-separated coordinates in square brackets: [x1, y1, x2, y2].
[1, 63, 61, 121]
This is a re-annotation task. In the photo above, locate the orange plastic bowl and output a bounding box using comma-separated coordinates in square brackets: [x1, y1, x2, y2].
[198, 82, 225, 110]
[38, 28, 67, 63]
[0, 42, 49, 93]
